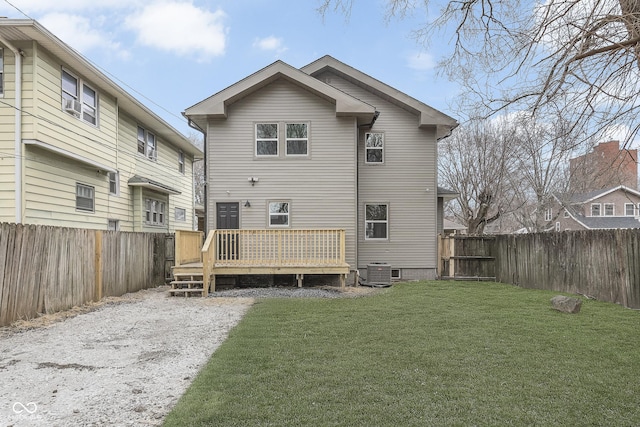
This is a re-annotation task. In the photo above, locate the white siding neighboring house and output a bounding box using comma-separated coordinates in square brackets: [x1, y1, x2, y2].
[0, 19, 202, 232]
[184, 56, 458, 280]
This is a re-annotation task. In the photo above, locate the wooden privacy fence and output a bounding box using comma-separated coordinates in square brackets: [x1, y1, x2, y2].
[438, 234, 496, 280]
[493, 230, 640, 309]
[0, 223, 167, 326]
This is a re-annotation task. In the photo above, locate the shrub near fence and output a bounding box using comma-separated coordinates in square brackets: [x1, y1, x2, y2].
[0, 223, 168, 327]
[494, 229, 640, 309]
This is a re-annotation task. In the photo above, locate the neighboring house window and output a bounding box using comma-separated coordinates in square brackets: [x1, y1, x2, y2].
[544, 208, 552, 221]
[365, 204, 388, 239]
[591, 204, 601, 216]
[268, 201, 289, 227]
[62, 69, 98, 126]
[175, 207, 186, 222]
[107, 219, 119, 231]
[555, 222, 560, 232]
[76, 183, 94, 212]
[108, 171, 119, 195]
[626, 203, 636, 216]
[0, 49, 4, 96]
[604, 203, 614, 216]
[178, 151, 185, 174]
[137, 126, 157, 160]
[145, 198, 165, 226]
[286, 123, 308, 156]
[365, 132, 384, 164]
[256, 123, 278, 156]
[563, 209, 569, 218]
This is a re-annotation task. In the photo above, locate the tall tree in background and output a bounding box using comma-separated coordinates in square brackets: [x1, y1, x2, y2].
[188, 132, 205, 205]
[319, 0, 640, 147]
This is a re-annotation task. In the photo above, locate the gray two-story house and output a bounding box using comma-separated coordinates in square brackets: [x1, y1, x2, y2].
[184, 56, 457, 282]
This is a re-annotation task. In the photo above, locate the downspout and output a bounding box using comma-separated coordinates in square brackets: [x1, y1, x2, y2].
[0, 39, 23, 223]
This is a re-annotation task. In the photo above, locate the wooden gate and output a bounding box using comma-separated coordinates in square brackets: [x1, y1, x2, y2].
[438, 235, 496, 280]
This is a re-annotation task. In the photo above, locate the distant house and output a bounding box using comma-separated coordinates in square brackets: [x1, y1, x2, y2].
[0, 19, 202, 232]
[184, 55, 458, 281]
[569, 141, 638, 192]
[546, 186, 640, 231]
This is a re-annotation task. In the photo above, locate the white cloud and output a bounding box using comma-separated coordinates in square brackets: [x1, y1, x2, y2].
[253, 36, 287, 55]
[125, 2, 227, 61]
[38, 13, 127, 57]
[406, 52, 435, 71]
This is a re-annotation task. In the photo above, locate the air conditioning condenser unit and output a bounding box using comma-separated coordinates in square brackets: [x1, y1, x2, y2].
[367, 262, 392, 286]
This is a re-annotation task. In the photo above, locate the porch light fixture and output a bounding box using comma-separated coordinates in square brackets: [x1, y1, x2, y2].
[244, 200, 251, 208]
[248, 177, 259, 186]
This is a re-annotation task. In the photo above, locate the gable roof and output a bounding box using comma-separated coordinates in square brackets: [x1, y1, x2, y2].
[570, 214, 640, 230]
[301, 55, 458, 139]
[565, 185, 640, 204]
[183, 60, 377, 130]
[0, 19, 201, 157]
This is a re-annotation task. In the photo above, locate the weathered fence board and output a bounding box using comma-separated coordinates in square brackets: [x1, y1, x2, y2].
[494, 229, 640, 309]
[0, 223, 169, 326]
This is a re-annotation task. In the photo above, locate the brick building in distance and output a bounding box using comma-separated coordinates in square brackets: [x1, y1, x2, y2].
[569, 141, 638, 192]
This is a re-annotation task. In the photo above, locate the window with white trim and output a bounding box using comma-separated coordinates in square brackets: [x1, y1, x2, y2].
[175, 207, 186, 222]
[563, 209, 569, 218]
[555, 222, 560, 231]
[256, 123, 278, 156]
[626, 203, 636, 216]
[268, 201, 289, 227]
[76, 183, 94, 212]
[62, 69, 98, 126]
[604, 203, 614, 216]
[137, 126, 157, 160]
[365, 132, 384, 164]
[365, 204, 388, 239]
[145, 198, 166, 226]
[107, 219, 119, 231]
[178, 151, 185, 174]
[544, 208, 552, 222]
[286, 123, 308, 156]
[591, 203, 601, 216]
[108, 171, 119, 195]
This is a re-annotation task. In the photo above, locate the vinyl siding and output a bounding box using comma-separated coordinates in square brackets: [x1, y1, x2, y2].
[206, 78, 358, 266]
[317, 72, 439, 270]
[0, 44, 18, 221]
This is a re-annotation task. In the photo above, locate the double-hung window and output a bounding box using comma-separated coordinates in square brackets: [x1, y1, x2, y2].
[544, 208, 552, 221]
[76, 183, 95, 212]
[268, 202, 289, 227]
[286, 123, 308, 156]
[591, 203, 601, 217]
[178, 151, 185, 174]
[145, 198, 166, 226]
[62, 69, 98, 126]
[256, 123, 278, 156]
[626, 203, 636, 216]
[365, 204, 388, 239]
[365, 132, 384, 164]
[137, 126, 157, 160]
[108, 172, 119, 195]
[604, 203, 614, 216]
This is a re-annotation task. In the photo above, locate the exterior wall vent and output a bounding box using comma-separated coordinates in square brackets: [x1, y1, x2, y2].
[367, 262, 392, 285]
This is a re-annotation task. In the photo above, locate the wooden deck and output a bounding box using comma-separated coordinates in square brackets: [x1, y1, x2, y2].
[170, 229, 350, 296]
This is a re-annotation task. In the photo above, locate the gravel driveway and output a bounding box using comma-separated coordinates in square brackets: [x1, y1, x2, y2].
[0, 285, 374, 426]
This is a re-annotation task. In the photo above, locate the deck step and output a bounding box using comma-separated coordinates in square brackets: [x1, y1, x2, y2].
[167, 288, 206, 297]
[170, 280, 204, 285]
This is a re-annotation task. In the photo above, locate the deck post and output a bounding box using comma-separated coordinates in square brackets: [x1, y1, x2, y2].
[296, 273, 303, 287]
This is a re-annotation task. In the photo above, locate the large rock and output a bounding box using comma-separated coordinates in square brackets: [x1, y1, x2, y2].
[551, 295, 582, 313]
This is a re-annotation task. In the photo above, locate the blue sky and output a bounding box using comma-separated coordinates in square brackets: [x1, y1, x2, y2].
[0, 0, 460, 138]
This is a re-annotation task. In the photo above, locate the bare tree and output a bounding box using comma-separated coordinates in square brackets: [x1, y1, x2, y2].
[439, 119, 517, 234]
[187, 132, 205, 205]
[318, 0, 640, 148]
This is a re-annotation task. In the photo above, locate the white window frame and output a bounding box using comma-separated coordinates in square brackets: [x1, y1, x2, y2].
[544, 208, 552, 222]
[108, 171, 119, 196]
[285, 123, 309, 156]
[604, 203, 614, 216]
[76, 183, 95, 212]
[391, 269, 401, 280]
[256, 123, 279, 157]
[563, 209, 569, 218]
[178, 151, 185, 174]
[365, 132, 384, 164]
[145, 198, 166, 226]
[137, 126, 157, 161]
[591, 203, 601, 217]
[62, 69, 98, 126]
[625, 203, 635, 216]
[268, 201, 289, 227]
[107, 219, 119, 231]
[365, 203, 389, 240]
[555, 222, 560, 232]
[175, 207, 186, 222]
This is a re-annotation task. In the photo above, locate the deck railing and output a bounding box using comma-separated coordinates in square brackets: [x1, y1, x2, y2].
[201, 230, 217, 295]
[175, 230, 204, 265]
[212, 229, 346, 266]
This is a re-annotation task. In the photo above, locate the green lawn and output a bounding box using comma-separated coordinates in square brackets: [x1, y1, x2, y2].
[163, 282, 640, 426]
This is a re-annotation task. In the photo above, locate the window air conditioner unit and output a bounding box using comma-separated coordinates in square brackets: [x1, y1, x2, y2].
[367, 262, 392, 286]
[64, 99, 81, 115]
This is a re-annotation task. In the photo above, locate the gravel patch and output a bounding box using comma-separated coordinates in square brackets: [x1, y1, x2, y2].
[0, 285, 378, 426]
